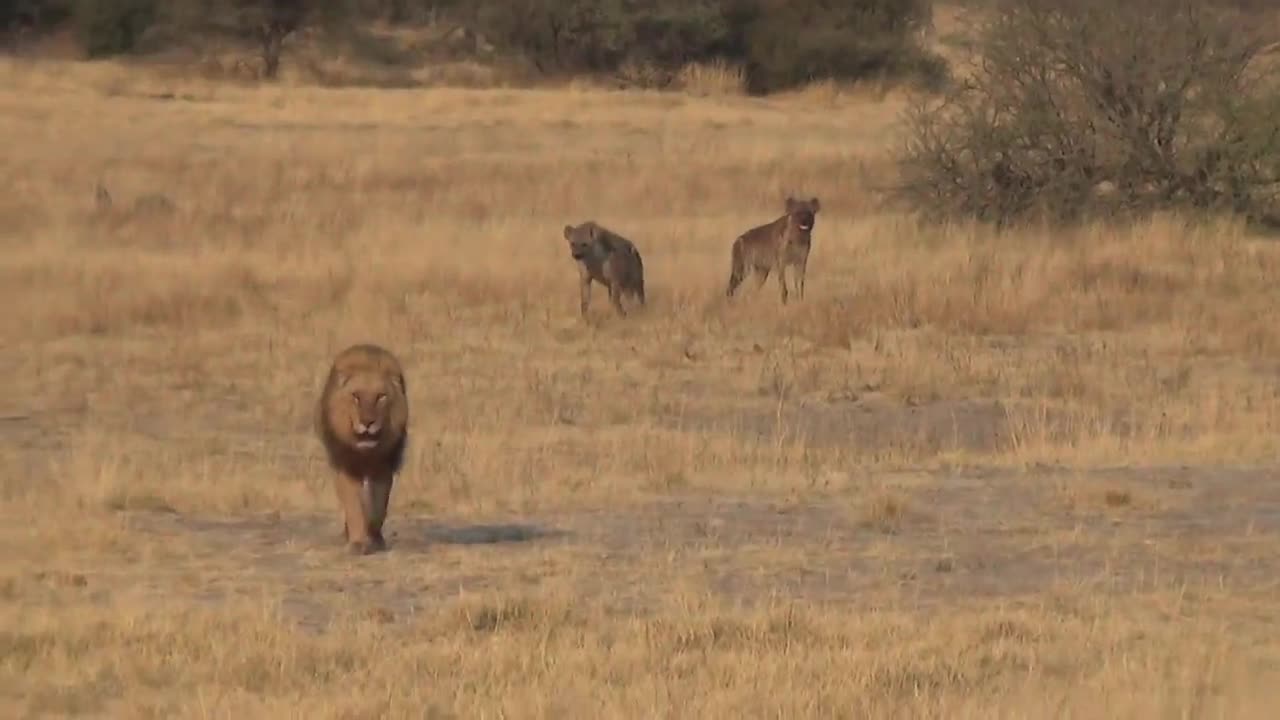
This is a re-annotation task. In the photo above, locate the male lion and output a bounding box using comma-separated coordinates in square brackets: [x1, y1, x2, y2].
[563, 221, 646, 317]
[725, 196, 821, 304]
[316, 344, 410, 556]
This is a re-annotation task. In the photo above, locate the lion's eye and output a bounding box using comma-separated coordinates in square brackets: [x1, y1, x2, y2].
[350, 392, 360, 405]
[376, 393, 387, 405]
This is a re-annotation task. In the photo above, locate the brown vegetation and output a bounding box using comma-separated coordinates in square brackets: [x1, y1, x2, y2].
[3, 3, 1280, 715]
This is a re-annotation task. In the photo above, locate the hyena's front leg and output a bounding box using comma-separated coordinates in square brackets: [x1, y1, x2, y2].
[796, 257, 808, 300]
[578, 270, 592, 317]
[776, 261, 790, 304]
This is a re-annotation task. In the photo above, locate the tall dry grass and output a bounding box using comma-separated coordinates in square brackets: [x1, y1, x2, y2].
[675, 61, 747, 97]
[2, 54, 1280, 717]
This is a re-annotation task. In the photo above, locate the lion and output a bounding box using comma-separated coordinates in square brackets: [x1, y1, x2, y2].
[725, 196, 821, 304]
[316, 343, 410, 556]
[563, 221, 647, 317]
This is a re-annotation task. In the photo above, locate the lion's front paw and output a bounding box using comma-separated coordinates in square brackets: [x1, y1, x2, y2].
[347, 540, 377, 556]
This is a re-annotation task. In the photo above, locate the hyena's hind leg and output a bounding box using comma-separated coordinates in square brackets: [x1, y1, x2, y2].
[608, 282, 628, 316]
[726, 239, 749, 297]
[776, 263, 790, 304]
[755, 266, 771, 290]
[633, 257, 646, 306]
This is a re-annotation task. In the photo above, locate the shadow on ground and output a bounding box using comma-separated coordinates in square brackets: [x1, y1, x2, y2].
[419, 523, 569, 546]
[131, 512, 570, 557]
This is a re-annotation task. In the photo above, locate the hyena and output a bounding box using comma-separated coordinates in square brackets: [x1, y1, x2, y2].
[563, 221, 646, 317]
[725, 196, 821, 303]
[93, 181, 176, 216]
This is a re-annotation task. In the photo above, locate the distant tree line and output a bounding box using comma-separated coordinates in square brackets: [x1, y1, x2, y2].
[7, 0, 1276, 228]
[0, 0, 945, 93]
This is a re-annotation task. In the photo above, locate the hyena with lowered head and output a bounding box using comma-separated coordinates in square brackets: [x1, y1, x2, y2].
[725, 196, 821, 303]
[563, 221, 646, 317]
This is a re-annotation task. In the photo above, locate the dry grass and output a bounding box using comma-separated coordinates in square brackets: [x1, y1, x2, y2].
[3, 49, 1280, 717]
[675, 61, 747, 97]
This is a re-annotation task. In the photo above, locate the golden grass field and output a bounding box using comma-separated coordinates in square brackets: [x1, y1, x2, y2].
[4, 40, 1280, 717]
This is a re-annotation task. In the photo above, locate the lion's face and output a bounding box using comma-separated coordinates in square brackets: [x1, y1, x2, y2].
[349, 385, 390, 449]
[328, 371, 406, 453]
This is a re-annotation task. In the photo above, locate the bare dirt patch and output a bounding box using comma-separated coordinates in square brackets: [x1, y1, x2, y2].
[81, 461, 1280, 627]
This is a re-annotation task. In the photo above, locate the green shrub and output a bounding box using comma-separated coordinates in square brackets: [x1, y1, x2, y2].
[740, 0, 940, 94]
[473, 0, 633, 73]
[626, 1, 739, 69]
[2, 0, 73, 32]
[466, 0, 943, 93]
[73, 0, 156, 57]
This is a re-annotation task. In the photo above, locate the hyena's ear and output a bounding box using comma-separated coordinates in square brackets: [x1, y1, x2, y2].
[784, 196, 799, 212]
[809, 197, 821, 213]
[563, 225, 575, 241]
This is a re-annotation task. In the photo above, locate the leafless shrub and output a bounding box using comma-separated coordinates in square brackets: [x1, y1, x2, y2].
[894, 0, 1280, 227]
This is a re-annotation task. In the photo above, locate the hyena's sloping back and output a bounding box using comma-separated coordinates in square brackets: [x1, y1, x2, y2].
[608, 235, 646, 300]
[726, 215, 788, 296]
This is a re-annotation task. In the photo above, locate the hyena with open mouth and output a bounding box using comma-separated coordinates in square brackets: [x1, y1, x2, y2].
[726, 196, 821, 304]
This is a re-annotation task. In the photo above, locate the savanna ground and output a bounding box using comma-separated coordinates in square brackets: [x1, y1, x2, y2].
[5, 20, 1280, 716]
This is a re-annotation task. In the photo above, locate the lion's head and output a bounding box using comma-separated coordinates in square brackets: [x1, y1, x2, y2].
[318, 345, 409, 465]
